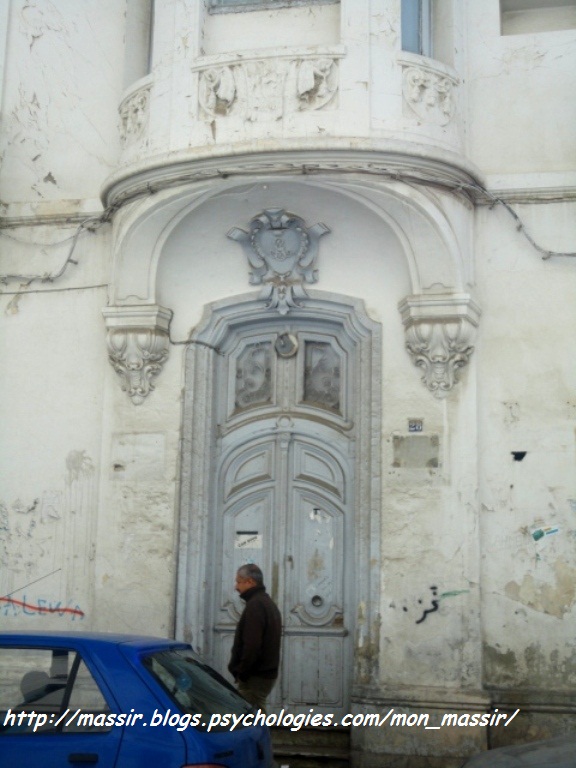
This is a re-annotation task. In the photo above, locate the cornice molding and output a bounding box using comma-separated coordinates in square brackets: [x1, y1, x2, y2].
[476, 185, 576, 205]
[100, 140, 484, 209]
[102, 304, 173, 332]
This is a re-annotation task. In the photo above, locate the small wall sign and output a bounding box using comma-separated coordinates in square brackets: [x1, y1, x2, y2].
[235, 531, 263, 549]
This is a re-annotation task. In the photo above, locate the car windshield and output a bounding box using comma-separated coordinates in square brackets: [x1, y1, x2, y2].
[142, 649, 253, 726]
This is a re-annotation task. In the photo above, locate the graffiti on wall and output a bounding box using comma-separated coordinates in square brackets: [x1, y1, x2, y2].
[0, 450, 95, 621]
[0, 595, 84, 619]
[390, 586, 470, 625]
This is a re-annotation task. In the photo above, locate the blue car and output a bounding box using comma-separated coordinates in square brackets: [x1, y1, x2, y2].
[0, 631, 274, 768]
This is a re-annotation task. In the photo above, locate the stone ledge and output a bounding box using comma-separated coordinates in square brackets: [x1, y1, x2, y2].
[100, 140, 484, 209]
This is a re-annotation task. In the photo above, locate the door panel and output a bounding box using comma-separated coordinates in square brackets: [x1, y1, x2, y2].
[220, 489, 277, 625]
[224, 441, 275, 499]
[293, 440, 345, 499]
[213, 427, 351, 714]
[287, 491, 344, 628]
[284, 633, 344, 707]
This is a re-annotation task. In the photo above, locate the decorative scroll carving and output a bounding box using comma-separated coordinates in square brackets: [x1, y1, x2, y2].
[228, 208, 330, 315]
[399, 295, 481, 398]
[197, 55, 339, 121]
[401, 63, 458, 126]
[303, 341, 341, 411]
[222, 599, 242, 623]
[119, 84, 151, 144]
[107, 329, 169, 405]
[103, 305, 173, 405]
[291, 602, 344, 628]
[404, 322, 474, 398]
[235, 342, 272, 409]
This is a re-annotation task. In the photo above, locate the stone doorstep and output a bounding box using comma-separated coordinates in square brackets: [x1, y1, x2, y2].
[275, 759, 349, 768]
[271, 725, 350, 748]
[272, 726, 351, 767]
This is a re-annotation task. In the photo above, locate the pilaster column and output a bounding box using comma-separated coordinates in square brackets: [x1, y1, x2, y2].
[398, 294, 481, 398]
[102, 305, 173, 405]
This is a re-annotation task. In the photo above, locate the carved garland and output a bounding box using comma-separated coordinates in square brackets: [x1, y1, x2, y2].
[197, 56, 339, 121]
[119, 84, 151, 145]
[400, 61, 459, 126]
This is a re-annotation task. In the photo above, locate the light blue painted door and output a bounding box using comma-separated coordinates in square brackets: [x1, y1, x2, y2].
[210, 326, 354, 715]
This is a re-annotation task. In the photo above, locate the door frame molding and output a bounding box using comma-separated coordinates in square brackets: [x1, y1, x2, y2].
[176, 290, 382, 695]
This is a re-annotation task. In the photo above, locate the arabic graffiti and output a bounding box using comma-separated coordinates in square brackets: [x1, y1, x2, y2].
[415, 586, 439, 624]
[395, 586, 470, 624]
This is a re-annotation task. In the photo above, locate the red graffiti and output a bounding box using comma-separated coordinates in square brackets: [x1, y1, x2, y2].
[0, 596, 85, 618]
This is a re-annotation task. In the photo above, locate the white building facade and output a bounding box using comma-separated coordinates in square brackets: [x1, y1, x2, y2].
[1, 1, 575, 764]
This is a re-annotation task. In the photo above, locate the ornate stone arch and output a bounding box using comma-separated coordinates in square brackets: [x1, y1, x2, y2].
[103, 174, 479, 402]
[174, 291, 383, 694]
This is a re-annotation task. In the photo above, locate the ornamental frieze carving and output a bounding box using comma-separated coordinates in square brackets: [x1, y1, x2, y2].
[399, 295, 481, 398]
[400, 60, 459, 126]
[197, 55, 340, 121]
[119, 83, 151, 145]
[227, 208, 330, 315]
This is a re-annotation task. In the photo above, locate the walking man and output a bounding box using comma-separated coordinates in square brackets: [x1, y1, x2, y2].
[228, 564, 282, 710]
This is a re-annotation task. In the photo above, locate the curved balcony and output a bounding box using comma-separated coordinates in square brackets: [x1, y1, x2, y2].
[105, 3, 473, 210]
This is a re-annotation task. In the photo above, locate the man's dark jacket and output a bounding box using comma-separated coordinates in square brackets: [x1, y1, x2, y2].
[228, 585, 282, 682]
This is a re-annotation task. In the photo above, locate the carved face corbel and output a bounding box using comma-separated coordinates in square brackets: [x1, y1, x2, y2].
[398, 295, 481, 398]
[103, 306, 173, 405]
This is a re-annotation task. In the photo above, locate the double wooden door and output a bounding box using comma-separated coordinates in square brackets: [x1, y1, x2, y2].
[208, 324, 355, 714]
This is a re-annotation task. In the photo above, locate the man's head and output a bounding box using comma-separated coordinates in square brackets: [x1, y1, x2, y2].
[235, 564, 264, 594]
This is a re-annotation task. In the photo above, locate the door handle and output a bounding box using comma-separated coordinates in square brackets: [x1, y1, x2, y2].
[68, 755, 98, 764]
[311, 594, 324, 607]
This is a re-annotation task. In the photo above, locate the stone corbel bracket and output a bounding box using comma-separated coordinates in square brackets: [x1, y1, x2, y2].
[103, 305, 173, 405]
[398, 294, 481, 398]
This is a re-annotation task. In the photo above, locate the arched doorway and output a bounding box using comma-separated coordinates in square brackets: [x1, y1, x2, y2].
[177, 293, 382, 714]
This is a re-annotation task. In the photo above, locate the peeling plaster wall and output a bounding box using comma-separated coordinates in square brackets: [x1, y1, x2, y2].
[476, 200, 576, 700]
[0, 0, 126, 204]
[0, 263, 109, 628]
[0, 0, 125, 630]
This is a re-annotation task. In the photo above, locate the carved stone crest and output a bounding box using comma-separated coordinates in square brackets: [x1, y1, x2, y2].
[228, 209, 330, 314]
